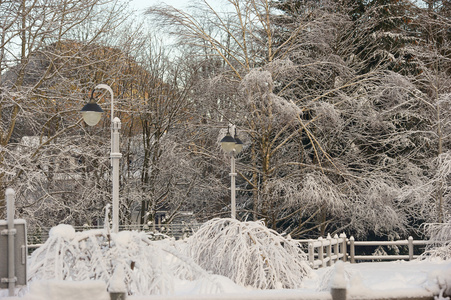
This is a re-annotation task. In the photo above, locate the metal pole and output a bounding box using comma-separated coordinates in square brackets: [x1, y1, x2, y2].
[408, 236, 413, 260]
[95, 84, 115, 123]
[111, 117, 122, 233]
[95, 84, 122, 233]
[6, 188, 16, 296]
[230, 152, 236, 219]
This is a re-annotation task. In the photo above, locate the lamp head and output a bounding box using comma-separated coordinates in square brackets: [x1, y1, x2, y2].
[81, 90, 104, 126]
[220, 128, 237, 153]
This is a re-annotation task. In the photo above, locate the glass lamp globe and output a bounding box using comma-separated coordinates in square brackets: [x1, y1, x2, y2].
[220, 131, 237, 153]
[81, 102, 103, 126]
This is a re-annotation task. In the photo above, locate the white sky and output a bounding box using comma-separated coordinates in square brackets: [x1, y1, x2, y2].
[125, 0, 232, 48]
[129, 0, 192, 13]
[124, 0, 190, 47]
[128, 0, 232, 14]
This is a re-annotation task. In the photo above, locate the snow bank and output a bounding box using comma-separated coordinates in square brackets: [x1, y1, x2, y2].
[6, 250, 451, 299]
[427, 260, 451, 297]
[310, 259, 451, 299]
[21, 280, 110, 300]
[48, 224, 76, 239]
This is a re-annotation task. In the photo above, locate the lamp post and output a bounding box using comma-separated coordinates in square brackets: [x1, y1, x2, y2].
[81, 84, 122, 233]
[220, 127, 243, 219]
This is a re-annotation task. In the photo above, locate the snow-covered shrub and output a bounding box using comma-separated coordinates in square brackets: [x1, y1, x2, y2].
[186, 218, 312, 289]
[28, 225, 225, 296]
[421, 220, 451, 260]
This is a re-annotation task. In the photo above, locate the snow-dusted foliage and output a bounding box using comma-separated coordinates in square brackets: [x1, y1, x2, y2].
[28, 225, 225, 296]
[314, 101, 343, 132]
[241, 68, 302, 120]
[421, 220, 451, 260]
[186, 218, 312, 289]
[297, 171, 346, 211]
[432, 151, 451, 220]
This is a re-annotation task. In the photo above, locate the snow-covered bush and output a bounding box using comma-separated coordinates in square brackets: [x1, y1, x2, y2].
[186, 218, 312, 289]
[421, 220, 451, 260]
[28, 225, 225, 296]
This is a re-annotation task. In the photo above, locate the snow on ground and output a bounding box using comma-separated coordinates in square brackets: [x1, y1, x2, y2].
[1, 222, 450, 299]
[5, 258, 450, 299]
[309, 259, 451, 299]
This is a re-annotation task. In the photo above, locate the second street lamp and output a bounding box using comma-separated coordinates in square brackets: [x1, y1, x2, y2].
[81, 84, 122, 233]
[220, 127, 244, 219]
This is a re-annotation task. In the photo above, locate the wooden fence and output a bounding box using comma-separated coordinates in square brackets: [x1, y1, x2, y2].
[28, 225, 431, 268]
[297, 234, 430, 269]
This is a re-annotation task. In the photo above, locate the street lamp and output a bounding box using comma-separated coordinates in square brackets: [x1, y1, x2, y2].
[220, 127, 244, 219]
[81, 84, 122, 233]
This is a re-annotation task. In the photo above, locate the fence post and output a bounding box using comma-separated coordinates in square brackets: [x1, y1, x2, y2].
[333, 234, 339, 264]
[308, 240, 315, 268]
[340, 233, 347, 262]
[408, 236, 413, 260]
[350, 236, 355, 263]
[318, 237, 325, 268]
[327, 234, 332, 266]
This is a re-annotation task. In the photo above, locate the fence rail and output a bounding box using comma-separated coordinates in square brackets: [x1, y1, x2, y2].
[349, 236, 430, 263]
[298, 234, 430, 269]
[298, 234, 348, 268]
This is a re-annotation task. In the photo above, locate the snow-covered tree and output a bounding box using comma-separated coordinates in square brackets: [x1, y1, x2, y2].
[0, 0, 139, 223]
[186, 218, 311, 289]
[421, 219, 451, 260]
[409, 0, 451, 223]
[147, 0, 449, 239]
